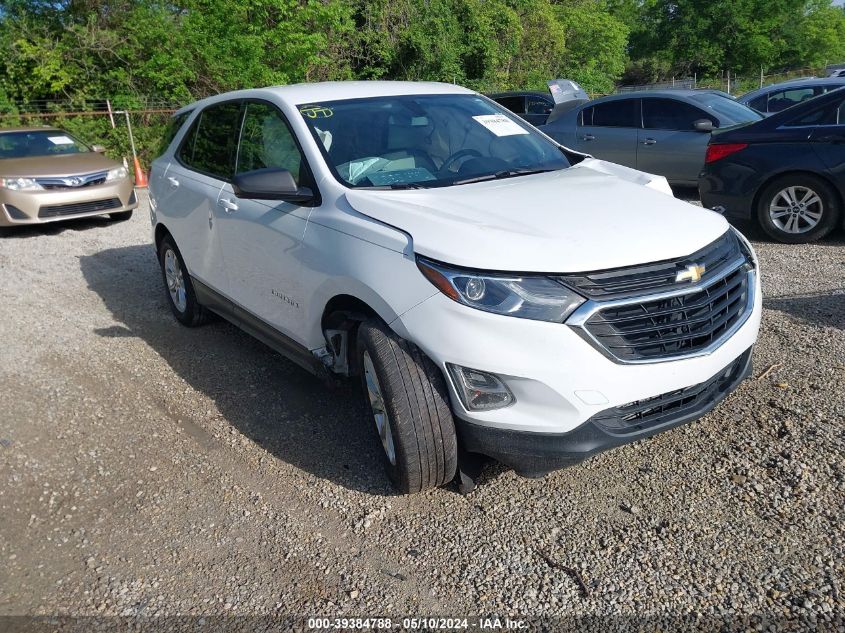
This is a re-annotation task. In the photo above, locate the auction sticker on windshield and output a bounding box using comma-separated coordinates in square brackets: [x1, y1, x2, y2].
[472, 114, 529, 137]
[47, 136, 74, 145]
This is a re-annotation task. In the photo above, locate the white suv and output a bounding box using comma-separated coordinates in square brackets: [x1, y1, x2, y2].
[149, 82, 762, 493]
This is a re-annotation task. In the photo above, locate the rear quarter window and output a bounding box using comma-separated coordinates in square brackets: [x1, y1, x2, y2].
[157, 111, 191, 157]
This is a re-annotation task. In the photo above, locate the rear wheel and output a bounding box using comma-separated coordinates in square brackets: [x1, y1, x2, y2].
[158, 235, 210, 327]
[357, 319, 457, 493]
[757, 174, 840, 243]
[109, 210, 133, 222]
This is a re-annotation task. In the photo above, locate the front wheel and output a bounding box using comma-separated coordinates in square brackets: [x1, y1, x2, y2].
[357, 319, 457, 494]
[757, 174, 840, 244]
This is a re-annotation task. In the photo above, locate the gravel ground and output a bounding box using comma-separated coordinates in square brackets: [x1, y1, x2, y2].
[0, 190, 843, 630]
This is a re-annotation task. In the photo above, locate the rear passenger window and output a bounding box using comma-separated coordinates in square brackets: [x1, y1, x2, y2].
[495, 96, 526, 114]
[581, 100, 637, 128]
[785, 97, 845, 127]
[767, 88, 817, 113]
[748, 95, 768, 113]
[236, 102, 305, 185]
[526, 96, 552, 115]
[178, 101, 242, 179]
[642, 98, 714, 130]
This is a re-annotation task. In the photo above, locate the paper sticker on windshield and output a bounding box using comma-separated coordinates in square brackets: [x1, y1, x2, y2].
[299, 105, 333, 119]
[472, 114, 529, 137]
[47, 135, 74, 145]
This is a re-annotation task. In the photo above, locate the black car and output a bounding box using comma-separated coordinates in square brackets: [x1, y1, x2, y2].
[487, 91, 555, 126]
[700, 87, 845, 243]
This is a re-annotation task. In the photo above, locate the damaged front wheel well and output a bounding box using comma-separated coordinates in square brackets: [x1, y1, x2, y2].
[320, 295, 379, 376]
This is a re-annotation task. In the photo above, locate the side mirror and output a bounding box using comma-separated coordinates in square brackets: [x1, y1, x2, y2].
[91, 144, 107, 153]
[232, 167, 314, 203]
[693, 119, 714, 133]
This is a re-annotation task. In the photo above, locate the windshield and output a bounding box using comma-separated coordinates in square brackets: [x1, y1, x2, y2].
[690, 94, 763, 125]
[298, 94, 569, 189]
[0, 130, 91, 159]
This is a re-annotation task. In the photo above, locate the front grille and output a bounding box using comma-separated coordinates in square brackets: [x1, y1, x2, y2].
[578, 263, 752, 362]
[35, 171, 108, 190]
[591, 348, 752, 435]
[560, 231, 742, 300]
[39, 198, 122, 218]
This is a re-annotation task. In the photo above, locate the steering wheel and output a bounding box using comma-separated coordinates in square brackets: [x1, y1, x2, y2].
[439, 149, 483, 173]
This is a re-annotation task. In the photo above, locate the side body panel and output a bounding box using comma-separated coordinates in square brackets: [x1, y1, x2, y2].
[156, 161, 229, 292]
[214, 182, 313, 343]
[637, 128, 709, 184]
[573, 123, 639, 168]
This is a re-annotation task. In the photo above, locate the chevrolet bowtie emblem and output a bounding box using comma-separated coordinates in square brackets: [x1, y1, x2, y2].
[676, 264, 706, 283]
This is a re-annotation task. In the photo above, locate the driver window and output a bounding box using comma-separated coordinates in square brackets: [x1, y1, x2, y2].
[237, 102, 303, 184]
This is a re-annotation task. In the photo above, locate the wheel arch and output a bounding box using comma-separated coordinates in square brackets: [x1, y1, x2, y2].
[319, 293, 386, 376]
[154, 222, 173, 252]
[751, 169, 844, 225]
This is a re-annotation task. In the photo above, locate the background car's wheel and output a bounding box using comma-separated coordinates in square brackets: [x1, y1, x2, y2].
[158, 235, 210, 327]
[109, 210, 133, 222]
[357, 319, 458, 493]
[757, 174, 840, 244]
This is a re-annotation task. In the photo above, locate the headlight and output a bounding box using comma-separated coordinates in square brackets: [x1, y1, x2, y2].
[0, 177, 42, 191]
[105, 167, 128, 182]
[417, 257, 585, 323]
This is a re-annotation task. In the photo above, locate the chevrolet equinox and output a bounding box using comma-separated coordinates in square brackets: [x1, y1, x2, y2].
[149, 82, 762, 493]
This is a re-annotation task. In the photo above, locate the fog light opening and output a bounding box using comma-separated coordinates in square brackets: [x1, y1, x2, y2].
[447, 364, 514, 411]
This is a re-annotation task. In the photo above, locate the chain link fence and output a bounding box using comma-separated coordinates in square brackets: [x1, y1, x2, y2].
[617, 66, 825, 96]
[0, 100, 180, 171]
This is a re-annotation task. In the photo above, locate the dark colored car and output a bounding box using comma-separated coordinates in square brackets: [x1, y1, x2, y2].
[541, 90, 762, 185]
[487, 91, 555, 126]
[738, 77, 845, 116]
[700, 87, 845, 243]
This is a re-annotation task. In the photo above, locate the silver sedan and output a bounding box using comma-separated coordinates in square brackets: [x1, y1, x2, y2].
[541, 90, 762, 186]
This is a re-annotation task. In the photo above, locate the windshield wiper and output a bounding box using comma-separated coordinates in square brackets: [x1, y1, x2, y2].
[451, 167, 558, 186]
[355, 181, 431, 190]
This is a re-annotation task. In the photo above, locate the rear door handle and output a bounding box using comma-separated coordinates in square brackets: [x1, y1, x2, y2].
[814, 134, 845, 143]
[642, 138, 657, 146]
[581, 134, 596, 141]
[217, 198, 238, 213]
[167, 177, 180, 187]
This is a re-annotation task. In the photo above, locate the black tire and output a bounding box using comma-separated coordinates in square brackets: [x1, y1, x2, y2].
[109, 210, 134, 222]
[357, 319, 458, 493]
[157, 235, 210, 327]
[756, 173, 840, 244]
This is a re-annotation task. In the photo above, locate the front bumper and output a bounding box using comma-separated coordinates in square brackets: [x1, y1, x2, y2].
[456, 347, 753, 476]
[0, 178, 137, 226]
[391, 256, 762, 472]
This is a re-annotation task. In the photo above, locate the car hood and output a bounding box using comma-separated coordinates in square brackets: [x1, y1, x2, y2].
[345, 159, 729, 272]
[0, 153, 121, 178]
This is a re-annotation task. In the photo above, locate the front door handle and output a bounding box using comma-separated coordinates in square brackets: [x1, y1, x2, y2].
[167, 176, 180, 187]
[581, 134, 596, 141]
[217, 198, 239, 213]
[642, 138, 657, 145]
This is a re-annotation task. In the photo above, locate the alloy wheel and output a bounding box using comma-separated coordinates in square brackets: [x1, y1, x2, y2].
[362, 351, 396, 465]
[163, 248, 187, 313]
[769, 185, 824, 234]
